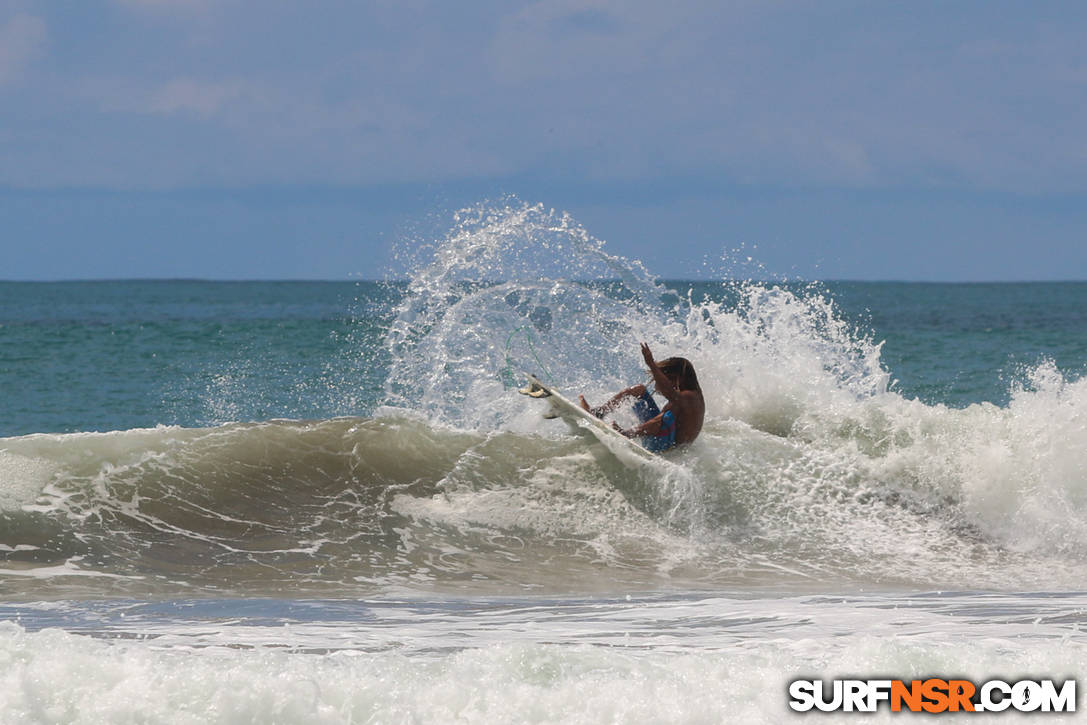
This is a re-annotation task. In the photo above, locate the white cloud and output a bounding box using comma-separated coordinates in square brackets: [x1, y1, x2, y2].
[488, 0, 761, 85]
[80, 75, 249, 120]
[147, 78, 244, 117]
[111, 0, 215, 11]
[0, 12, 46, 85]
[490, 0, 668, 84]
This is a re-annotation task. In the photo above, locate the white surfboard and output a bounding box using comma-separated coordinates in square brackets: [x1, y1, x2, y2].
[518, 373, 658, 463]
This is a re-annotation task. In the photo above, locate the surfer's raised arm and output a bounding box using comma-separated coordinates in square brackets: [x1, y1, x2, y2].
[641, 343, 678, 402]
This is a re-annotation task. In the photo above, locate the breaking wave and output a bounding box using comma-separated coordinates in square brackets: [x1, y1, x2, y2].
[3, 200, 1086, 598]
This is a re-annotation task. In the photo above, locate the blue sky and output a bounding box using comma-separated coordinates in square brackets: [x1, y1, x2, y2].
[2, 0, 1086, 280]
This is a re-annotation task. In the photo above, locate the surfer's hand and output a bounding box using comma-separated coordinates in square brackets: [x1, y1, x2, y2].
[611, 422, 627, 437]
[641, 342, 654, 367]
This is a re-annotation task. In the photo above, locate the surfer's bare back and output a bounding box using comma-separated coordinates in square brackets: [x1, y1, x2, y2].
[579, 343, 704, 452]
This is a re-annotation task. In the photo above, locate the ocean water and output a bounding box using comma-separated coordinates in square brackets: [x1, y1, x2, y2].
[2, 201, 1087, 722]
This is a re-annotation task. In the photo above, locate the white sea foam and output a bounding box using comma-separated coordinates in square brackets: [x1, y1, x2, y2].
[0, 452, 56, 511]
[2, 592, 1085, 724]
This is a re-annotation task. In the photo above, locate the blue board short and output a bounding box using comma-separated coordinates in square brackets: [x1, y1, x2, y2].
[632, 391, 677, 453]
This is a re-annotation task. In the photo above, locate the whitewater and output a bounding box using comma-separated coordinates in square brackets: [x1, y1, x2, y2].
[2, 201, 1086, 722]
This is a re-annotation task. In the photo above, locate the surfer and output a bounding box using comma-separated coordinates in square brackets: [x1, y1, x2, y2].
[578, 343, 704, 452]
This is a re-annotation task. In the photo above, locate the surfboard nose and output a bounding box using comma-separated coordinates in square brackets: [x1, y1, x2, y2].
[518, 374, 552, 398]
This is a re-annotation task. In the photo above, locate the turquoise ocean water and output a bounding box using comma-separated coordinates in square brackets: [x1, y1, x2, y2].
[2, 203, 1087, 722]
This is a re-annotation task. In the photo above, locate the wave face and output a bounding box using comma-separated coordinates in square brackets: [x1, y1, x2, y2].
[3, 201, 1087, 598]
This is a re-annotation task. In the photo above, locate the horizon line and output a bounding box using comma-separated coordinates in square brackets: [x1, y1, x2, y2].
[2, 277, 1086, 285]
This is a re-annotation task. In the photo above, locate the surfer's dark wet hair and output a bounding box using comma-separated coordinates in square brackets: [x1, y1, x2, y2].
[658, 357, 700, 392]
